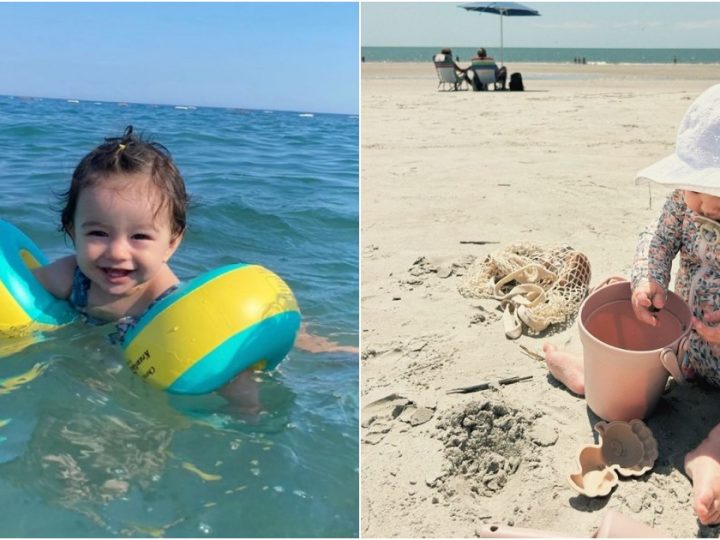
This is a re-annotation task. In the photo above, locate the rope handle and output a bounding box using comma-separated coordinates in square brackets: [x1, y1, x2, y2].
[588, 275, 628, 295]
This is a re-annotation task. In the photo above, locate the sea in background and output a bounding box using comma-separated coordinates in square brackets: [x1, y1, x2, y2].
[0, 95, 358, 537]
[362, 46, 720, 64]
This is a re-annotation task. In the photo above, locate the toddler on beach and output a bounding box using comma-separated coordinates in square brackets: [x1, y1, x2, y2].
[544, 84, 720, 526]
[543, 85, 720, 525]
[31, 126, 353, 406]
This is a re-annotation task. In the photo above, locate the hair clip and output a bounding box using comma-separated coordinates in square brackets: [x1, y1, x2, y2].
[117, 143, 127, 151]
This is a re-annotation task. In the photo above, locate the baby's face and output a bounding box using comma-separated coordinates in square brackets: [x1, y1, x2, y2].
[684, 190, 720, 222]
[72, 173, 181, 297]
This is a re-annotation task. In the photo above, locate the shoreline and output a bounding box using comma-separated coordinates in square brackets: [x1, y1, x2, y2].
[362, 61, 720, 80]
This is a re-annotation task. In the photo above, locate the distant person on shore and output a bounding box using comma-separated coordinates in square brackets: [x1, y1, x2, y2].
[542, 84, 720, 526]
[470, 48, 507, 90]
[433, 47, 472, 88]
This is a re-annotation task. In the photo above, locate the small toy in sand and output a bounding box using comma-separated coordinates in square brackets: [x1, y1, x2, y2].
[568, 419, 658, 497]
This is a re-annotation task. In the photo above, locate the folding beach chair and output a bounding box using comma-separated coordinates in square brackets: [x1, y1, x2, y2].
[433, 54, 467, 91]
[469, 59, 502, 91]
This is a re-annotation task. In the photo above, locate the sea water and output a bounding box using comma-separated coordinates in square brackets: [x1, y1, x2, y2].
[362, 46, 720, 65]
[0, 95, 358, 537]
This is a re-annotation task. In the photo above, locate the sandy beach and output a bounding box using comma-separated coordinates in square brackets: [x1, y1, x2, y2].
[360, 62, 720, 538]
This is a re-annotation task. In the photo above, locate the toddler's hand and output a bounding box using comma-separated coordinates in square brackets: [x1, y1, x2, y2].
[631, 280, 666, 326]
[693, 310, 720, 346]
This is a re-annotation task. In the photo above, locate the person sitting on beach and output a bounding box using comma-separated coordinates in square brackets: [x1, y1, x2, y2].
[434, 47, 472, 89]
[543, 83, 720, 526]
[470, 48, 507, 90]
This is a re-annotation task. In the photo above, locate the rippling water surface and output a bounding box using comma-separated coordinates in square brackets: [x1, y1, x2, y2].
[0, 96, 358, 537]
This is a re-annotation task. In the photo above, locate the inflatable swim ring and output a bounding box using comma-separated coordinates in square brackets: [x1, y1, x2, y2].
[0, 219, 300, 393]
[122, 263, 302, 394]
[0, 220, 77, 333]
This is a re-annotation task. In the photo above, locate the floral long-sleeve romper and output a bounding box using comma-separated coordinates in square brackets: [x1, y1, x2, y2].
[631, 189, 720, 386]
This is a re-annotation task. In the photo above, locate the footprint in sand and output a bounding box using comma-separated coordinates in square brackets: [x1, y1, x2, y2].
[468, 305, 501, 328]
[361, 393, 436, 445]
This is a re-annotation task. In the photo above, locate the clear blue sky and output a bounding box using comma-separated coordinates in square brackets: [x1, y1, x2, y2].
[362, 2, 720, 49]
[0, 2, 358, 114]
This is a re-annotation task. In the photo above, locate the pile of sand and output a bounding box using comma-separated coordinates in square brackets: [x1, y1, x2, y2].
[435, 399, 528, 495]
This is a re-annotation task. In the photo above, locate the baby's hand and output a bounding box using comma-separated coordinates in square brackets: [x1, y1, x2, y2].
[631, 280, 666, 326]
[693, 310, 720, 345]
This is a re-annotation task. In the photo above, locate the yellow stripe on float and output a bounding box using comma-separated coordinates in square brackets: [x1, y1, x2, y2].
[19, 249, 41, 270]
[0, 282, 33, 330]
[123, 265, 298, 389]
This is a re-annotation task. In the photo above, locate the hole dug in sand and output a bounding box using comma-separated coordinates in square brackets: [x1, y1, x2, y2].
[435, 399, 532, 496]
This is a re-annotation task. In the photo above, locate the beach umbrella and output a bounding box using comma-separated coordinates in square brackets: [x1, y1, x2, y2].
[459, 2, 540, 67]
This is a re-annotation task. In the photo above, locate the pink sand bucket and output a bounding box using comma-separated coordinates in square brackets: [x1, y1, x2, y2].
[579, 278, 690, 421]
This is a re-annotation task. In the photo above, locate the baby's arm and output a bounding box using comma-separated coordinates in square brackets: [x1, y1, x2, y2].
[295, 324, 358, 353]
[630, 190, 686, 323]
[32, 255, 76, 300]
[631, 280, 668, 326]
[631, 190, 685, 288]
[693, 310, 720, 346]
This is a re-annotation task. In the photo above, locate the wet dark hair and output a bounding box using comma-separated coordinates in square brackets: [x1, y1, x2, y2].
[59, 126, 188, 239]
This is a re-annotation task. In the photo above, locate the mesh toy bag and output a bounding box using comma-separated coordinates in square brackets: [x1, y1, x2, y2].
[459, 242, 592, 338]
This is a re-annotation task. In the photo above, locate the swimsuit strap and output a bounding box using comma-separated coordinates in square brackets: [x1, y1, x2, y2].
[69, 266, 92, 310]
[110, 283, 181, 345]
[152, 283, 180, 306]
[69, 266, 108, 326]
[67, 265, 181, 345]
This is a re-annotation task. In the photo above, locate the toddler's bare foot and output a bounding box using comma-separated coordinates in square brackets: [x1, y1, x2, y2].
[685, 430, 720, 525]
[542, 342, 585, 396]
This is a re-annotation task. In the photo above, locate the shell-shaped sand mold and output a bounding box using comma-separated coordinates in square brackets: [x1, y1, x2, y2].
[568, 419, 658, 497]
[597, 419, 658, 476]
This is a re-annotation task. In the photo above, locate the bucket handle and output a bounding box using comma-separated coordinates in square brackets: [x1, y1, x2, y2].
[659, 335, 689, 385]
[589, 275, 628, 294]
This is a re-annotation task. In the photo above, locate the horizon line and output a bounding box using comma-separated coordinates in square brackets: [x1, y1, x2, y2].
[0, 93, 357, 117]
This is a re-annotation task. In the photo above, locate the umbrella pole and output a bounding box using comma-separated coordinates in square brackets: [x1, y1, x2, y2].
[500, 12, 504, 67]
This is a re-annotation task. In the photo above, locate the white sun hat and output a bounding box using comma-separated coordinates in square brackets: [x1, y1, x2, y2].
[636, 84, 720, 197]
